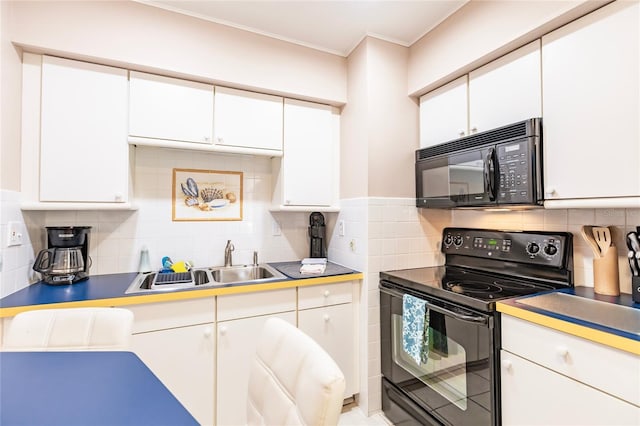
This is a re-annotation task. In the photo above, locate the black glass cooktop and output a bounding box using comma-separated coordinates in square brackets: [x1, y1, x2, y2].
[380, 266, 559, 312]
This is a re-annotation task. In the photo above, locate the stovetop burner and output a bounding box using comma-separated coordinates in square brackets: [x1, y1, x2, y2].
[444, 277, 557, 301]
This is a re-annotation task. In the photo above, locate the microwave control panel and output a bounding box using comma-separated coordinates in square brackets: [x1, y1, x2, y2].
[497, 140, 533, 203]
[442, 228, 570, 268]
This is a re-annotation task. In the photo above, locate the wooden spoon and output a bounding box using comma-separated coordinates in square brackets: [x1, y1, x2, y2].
[581, 226, 602, 258]
[592, 226, 612, 256]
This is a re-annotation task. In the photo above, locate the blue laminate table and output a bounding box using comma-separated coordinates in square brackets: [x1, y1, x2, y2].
[0, 351, 199, 426]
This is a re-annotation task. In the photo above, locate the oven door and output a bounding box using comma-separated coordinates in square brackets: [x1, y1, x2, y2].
[416, 146, 497, 208]
[380, 281, 497, 426]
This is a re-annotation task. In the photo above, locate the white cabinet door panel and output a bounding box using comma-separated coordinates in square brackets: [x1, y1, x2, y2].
[129, 71, 214, 144]
[132, 323, 215, 426]
[542, 0, 640, 200]
[298, 303, 356, 397]
[214, 86, 283, 152]
[469, 40, 541, 133]
[281, 99, 335, 206]
[419, 75, 468, 148]
[40, 56, 129, 202]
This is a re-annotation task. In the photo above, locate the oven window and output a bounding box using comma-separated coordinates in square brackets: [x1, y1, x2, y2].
[392, 314, 468, 410]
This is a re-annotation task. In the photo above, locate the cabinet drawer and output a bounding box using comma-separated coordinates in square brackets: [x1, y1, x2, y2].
[217, 288, 296, 321]
[128, 297, 215, 333]
[298, 281, 353, 310]
[501, 314, 640, 406]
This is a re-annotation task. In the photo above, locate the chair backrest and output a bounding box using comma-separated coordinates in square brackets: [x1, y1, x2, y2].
[247, 317, 346, 426]
[2, 307, 134, 351]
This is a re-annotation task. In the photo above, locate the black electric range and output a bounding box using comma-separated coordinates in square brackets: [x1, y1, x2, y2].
[379, 227, 574, 426]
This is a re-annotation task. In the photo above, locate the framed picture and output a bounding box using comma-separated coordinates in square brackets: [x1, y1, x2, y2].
[172, 168, 243, 221]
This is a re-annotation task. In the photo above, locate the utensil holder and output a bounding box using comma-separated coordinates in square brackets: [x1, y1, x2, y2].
[593, 245, 620, 296]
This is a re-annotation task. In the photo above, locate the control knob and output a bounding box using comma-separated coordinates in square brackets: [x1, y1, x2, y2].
[453, 235, 463, 247]
[544, 244, 558, 256]
[526, 242, 540, 255]
[443, 234, 453, 247]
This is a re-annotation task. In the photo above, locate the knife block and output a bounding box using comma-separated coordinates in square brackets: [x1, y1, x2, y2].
[632, 277, 640, 303]
[593, 245, 620, 296]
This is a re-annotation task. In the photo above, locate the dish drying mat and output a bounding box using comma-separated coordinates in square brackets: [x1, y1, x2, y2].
[153, 272, 193, 285]
[270, 261, 357, 279]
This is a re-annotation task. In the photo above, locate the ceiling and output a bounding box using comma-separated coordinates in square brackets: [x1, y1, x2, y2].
[138, 0, 468, 57]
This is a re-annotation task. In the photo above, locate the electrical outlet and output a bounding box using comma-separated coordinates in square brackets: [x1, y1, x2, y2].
[7, 221, 24, 247]
[338, 220, 345, 237]
[272, 218, 281, 236]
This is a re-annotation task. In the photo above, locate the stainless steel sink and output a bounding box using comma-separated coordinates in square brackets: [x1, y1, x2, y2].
[124, 264, 286, 294]
[208, 264, 284, 284]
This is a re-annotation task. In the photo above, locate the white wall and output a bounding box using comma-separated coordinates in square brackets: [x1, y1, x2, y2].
[408, 0, 607, 95]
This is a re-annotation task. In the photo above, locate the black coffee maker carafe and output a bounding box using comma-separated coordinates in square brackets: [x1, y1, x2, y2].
[308, 212, 326, 258]
[33, 226, 91, 285]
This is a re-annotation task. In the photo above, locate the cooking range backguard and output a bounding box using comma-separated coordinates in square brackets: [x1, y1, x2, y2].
[380, 227, 573, 426]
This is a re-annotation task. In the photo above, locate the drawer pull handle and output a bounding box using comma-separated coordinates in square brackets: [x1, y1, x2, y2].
[323, 314, 330, 322]
[557, 346, 569, 360]
[323, 290, 330, 297]
[219, 326, 228, 336]
[203, 327, 212, 338]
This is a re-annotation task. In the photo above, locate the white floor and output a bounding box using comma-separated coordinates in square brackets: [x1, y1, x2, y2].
[338, 406, 391, 426]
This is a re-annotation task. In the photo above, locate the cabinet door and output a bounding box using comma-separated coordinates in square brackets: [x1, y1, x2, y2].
[214, 86, 283, 152]
[542, 1, 639, 201]
[419, 75, 468, 148]
[131, 323, 215, 426]
[501, 350, 640, 425]
[129, 71, 214, 144]
[298, 303, 357, 397]
[469, 40, 541, 132]
[40, 56, 129, 202]
[279, 99, 336, 207]
[216, 312, 296, 426]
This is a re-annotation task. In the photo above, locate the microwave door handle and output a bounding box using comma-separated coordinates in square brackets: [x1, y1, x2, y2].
[485, 148, 497, 201]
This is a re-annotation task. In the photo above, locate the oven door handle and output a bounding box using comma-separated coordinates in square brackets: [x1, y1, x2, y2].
[380, 285, 488, 325]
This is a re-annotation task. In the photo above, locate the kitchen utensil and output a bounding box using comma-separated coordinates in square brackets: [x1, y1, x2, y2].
[592, 226, 612, 256]
[593, 244, 620, 296]
[627, 251, 639, 277]
[581, 226, 602, 258]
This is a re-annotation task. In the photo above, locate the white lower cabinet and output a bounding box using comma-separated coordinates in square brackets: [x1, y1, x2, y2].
[501, 314, 640, 425]
[216, 289, 296, 426]
[128, 298, 215, 426]
[297, 281, 358, 398]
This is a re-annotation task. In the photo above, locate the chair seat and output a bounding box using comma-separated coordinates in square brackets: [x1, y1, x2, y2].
[2, 307, 134, 351]
[247, 317, 346, 426]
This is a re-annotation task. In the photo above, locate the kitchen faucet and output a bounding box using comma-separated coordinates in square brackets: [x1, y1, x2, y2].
[224, 240, 234, 267]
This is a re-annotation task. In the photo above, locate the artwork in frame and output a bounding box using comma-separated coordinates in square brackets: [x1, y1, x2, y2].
[172, 168, 243, 221]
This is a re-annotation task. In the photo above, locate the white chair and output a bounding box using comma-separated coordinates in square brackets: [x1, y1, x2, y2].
[247, 317, 346, 426]
[2, 307, 134, 351]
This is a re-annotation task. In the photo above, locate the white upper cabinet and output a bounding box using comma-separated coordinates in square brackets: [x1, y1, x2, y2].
[38, 55, 130, 204]
[129, 71, 214, 144]
[542, 0, 640, 208]
[213, 86, 283, 153]
[469, 40, 541, 133]
[419, 41, 542, 149]
[419, 75, 468, 148]
[272, 99, 339, 210]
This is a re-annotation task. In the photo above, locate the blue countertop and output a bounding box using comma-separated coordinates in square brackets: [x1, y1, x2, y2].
[0, 351, 198, 426]
[0, 264, 363, 317]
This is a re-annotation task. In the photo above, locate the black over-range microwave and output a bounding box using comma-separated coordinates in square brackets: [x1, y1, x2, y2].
[416, 118, 543, 209]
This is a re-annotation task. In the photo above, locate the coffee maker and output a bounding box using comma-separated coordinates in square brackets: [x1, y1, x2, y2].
[308, 212, 327, 258]
[33, 226, 91, 285]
